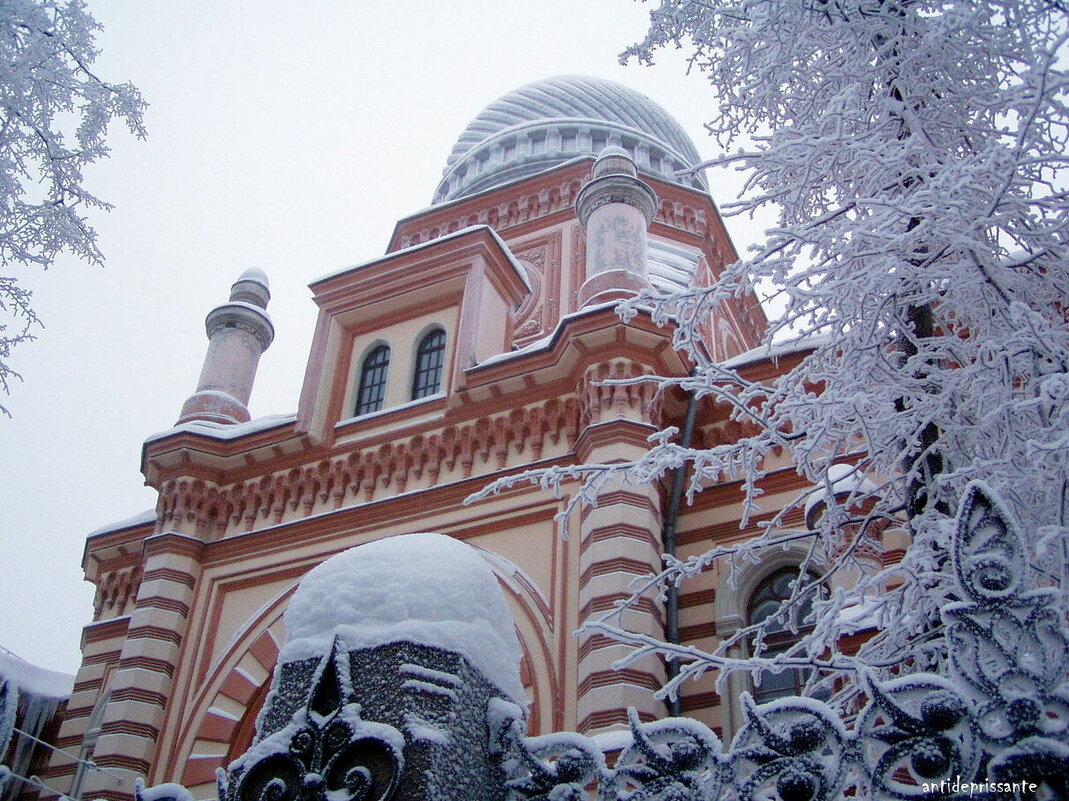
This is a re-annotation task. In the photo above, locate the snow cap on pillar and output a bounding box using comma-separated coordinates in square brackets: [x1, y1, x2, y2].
[281, 532, 525, 704]
[576, 146, 658, 308]
[228, 267, 271, 308]
[176, 269, 274, 426]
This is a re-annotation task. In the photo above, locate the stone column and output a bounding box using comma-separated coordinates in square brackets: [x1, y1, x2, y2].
[575, 147, 657, 308]
[178, 268, 274, 425]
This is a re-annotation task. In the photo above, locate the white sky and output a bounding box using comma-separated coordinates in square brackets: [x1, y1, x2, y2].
[0, 1, 766, 675]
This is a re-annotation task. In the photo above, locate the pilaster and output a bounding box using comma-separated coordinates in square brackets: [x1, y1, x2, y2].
[573, 360, 666, 734]
[80, 533, 204, 801]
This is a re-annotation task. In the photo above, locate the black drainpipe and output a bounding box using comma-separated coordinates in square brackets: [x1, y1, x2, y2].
[662, 382, 699, 717]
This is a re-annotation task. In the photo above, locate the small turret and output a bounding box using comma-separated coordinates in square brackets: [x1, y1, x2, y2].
[575, 146, 658, 307]
[177, 269, 274, 425]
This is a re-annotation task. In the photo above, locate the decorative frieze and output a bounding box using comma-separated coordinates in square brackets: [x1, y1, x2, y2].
[396, 175, 711, 252]
[93, 566, 143, 621]
[155, 398, 581, 540]
[397, 179, 584, 249]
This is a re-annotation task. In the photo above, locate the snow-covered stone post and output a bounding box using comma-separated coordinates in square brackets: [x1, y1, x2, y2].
[217, 533, 524, 801]
[575, 147, 657, 308]
[177, 268, 274, 425]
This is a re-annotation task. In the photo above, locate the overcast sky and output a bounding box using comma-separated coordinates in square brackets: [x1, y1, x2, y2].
[0, 1, 765, 675]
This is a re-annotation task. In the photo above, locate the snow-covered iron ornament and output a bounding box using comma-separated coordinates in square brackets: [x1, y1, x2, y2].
[218, 640, 403, 801]
[488, 483, 1068, 800]
[134, 486, 1066, 801]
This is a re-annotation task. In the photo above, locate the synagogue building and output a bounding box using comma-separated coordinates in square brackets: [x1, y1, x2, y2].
[2, 77, 889, 801]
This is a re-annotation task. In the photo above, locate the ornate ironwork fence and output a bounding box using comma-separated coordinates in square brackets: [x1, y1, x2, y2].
[130, 483, 1069, 799]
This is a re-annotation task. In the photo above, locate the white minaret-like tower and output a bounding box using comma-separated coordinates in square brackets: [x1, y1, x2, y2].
[575, 146, 658, 307]
[177, 268, 274, 425]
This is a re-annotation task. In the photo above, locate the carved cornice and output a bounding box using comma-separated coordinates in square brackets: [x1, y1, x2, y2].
[155, 396, 581, 541]
[574, 419, 659, 462]
[391, 160, 718, 251]
[81, 616, 131, 645]
[395, 172, 587, 250]
[142, 531, 206, 562]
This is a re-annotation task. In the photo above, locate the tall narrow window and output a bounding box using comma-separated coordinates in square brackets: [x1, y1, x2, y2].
[355, 344, 390, 415]
[411, 329, 446, 399]
[747, 568, 818, 703]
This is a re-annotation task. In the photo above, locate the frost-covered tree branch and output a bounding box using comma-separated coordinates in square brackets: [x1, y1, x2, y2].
[0, 0, 145, 412]
[476, 0, 1069, 706]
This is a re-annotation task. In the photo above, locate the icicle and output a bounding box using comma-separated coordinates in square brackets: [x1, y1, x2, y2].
[3, 692, 63, 801]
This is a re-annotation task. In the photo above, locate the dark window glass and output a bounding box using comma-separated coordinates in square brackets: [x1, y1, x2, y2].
[411, 329, 446, 399]
[355, 344, 390, 415]
[747, 568, 818, 703]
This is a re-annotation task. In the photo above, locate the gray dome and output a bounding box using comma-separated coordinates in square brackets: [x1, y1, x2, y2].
[432, 76, 707, 205]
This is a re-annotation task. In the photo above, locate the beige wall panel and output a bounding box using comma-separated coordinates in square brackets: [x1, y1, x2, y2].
[202, 576, 297, 670]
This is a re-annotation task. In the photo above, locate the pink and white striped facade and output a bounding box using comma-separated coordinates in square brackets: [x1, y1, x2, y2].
[34, 78, 882, 801]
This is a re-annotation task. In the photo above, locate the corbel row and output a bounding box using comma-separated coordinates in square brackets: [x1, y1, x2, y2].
[578, 359, 663, 429]
[396, 179, 586, 248]
[154, 397, 583, 540]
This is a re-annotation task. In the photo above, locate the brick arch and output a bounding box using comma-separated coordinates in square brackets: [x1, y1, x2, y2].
[717, 318, 743, 362]
[470, 546, 559, 734]
[225, 676, 271, 763]
[176, 614, 286, 794]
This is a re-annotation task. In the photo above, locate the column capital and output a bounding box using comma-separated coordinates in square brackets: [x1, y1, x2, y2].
[575, 147, 657, 228]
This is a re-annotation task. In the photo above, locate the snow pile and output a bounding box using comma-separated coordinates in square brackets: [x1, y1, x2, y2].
[135, 780, 195, 801]
[0, 649, 74, 698]
[0, 649, 73, 796]
[281, 533, 524, 703]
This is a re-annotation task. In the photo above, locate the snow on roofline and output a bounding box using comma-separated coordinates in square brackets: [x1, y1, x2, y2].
[87, 509, 157, 539]
[473, 300, 625, 369]
[311, 225, 530, 291]
[0, 647, 74, 699]
[721, 333, 831, 370]
[144, 413, 297, 446]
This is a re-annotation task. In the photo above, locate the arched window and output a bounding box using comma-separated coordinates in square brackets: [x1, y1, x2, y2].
[411, 329, 446, 399]
[355, 344, 390, 415]
[747, 568, 819, 703]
